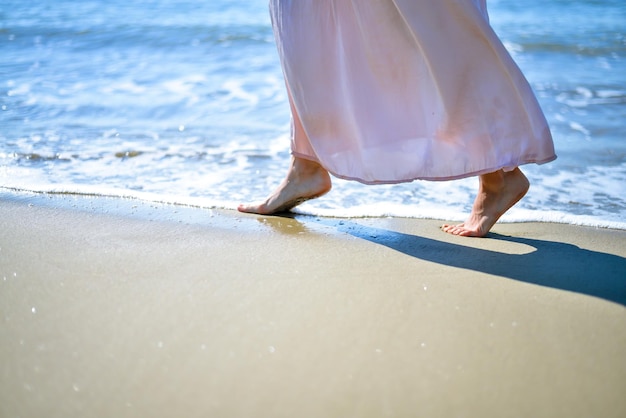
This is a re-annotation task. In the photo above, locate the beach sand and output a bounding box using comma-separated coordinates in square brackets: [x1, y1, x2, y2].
[1, 190, 625, 418]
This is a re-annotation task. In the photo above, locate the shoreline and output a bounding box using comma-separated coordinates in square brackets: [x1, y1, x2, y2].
[2, 186, 626, 231]
[1, 190, 625, 417]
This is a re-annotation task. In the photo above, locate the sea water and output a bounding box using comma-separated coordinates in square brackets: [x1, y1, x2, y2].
[1, 0, 625, 228]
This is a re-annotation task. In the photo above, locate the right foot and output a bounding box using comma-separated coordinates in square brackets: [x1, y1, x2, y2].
[441, 168, 530, 237]
[238, 157, 332, 215]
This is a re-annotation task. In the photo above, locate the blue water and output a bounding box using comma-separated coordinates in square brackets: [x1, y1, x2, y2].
[1, 0, 625, 228]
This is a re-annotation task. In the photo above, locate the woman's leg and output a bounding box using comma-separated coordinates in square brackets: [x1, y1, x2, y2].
[238, 82, 332, 215]
[442, 168, 530, 237]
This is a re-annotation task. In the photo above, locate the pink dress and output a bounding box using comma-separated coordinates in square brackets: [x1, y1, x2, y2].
[269, 0, 556, 184]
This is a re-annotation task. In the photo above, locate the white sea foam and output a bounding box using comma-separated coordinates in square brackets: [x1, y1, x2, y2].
[3, 182, 625, 231]
[3, 156, 625, 231]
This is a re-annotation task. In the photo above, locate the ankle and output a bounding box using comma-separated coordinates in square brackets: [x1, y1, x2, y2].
[292, 157, 329, 181]
[294, 157, 321, 171]
[479, 170, 506, 193]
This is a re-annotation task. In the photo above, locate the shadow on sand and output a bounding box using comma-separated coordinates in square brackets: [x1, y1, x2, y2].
[260, 215, 626, 306]
[337, 221, 626, 306]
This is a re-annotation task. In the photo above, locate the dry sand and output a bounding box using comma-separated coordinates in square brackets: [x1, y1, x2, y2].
[1, 190, 625, 418]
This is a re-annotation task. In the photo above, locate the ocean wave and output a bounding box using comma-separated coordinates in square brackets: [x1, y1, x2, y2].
[2, 0, 624, 233]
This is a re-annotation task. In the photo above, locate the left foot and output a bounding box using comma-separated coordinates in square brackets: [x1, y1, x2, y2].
[238, 157, 332, 215]
[441, 168, 530, 237]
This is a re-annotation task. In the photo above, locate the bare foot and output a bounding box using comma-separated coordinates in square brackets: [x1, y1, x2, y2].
[441, 168, 530, 237]
[238, 157, 332, 215]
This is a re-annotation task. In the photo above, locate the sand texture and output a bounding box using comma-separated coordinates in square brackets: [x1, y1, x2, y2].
[1, 191, 625, 418]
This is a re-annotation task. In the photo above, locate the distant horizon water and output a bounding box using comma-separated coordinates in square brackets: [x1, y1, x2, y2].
[1, 0, 625, 229]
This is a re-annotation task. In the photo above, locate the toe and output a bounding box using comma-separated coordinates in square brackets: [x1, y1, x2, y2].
[237, 203, 268, 214]
[442, 223, 463, 235]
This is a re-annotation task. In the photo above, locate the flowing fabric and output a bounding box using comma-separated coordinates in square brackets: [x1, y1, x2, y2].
[269, 0, 556, 183]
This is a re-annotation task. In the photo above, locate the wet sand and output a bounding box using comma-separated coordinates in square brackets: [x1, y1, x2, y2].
[1, 191, 625, 418]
